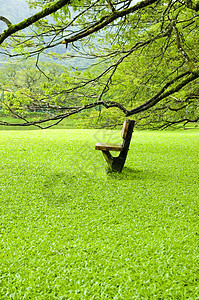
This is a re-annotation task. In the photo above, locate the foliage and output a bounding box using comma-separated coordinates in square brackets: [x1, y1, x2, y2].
[105, 11, 199, 128]
[0, 60, 84, 122]
[0, 0, 198, 128]
[0, 129, 199, 298]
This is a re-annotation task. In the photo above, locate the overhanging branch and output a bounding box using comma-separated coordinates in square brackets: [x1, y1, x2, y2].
[126, 70, 199, 115]
[62, 0, 158, 46]
[0, 16, 12, 28]
[1, 69, 198, 128]
[0, 0, 71, 45]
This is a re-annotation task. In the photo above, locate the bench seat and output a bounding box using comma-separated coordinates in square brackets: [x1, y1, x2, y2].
[95, 142, 123, 151]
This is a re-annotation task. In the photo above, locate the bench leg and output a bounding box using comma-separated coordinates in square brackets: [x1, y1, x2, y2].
[102, 151, 127, 172]
[102, 151, 113, 171]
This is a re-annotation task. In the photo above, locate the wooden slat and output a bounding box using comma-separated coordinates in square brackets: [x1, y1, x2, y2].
[95, 142, 123, 151]
[121, 121, 129, 138]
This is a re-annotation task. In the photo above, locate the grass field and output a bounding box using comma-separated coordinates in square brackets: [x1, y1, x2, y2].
[0, 128, 199, 299]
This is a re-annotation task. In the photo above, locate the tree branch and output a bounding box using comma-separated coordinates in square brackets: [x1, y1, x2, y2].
[185, 0, 199, 12]
[126, 70, 199, 115]
[0, 0, 71, 45]
[62, 0, 159, 45]
[0, 16, 12, 28]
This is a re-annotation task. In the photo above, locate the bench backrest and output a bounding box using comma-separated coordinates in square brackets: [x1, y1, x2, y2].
[121, 120, 135, 152]
[121, 121, 129, 139]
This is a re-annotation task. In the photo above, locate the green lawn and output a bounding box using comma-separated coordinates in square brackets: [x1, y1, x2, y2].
[0, 129, 198, 299]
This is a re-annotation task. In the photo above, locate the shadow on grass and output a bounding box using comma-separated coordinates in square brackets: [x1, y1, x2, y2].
[107, 166, 164, 181]
[43, 167, 164, 187]
[41, 167, 165, 206]
[42, 171, 102, 205]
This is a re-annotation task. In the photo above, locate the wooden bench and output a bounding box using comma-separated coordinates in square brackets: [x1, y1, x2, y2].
[95, 120, 135, 172]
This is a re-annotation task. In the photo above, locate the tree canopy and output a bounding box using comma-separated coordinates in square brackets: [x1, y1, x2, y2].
[0, 0, 198, 128]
